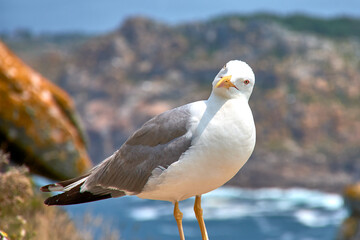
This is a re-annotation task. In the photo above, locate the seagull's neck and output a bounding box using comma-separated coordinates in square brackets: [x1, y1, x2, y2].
[207, 92, 248, 106]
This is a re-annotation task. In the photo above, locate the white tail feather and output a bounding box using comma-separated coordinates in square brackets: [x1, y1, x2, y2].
[48, 184, 65, 192]
[63, 176, 89, 191]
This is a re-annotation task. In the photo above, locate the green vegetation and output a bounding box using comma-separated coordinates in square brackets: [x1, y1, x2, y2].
[0, 151, 83, 240]
[213, 13, 360, 39]
[0, 151, 119, 240]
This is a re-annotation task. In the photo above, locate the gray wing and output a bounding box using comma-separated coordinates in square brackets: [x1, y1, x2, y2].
[82, 104, 196, 196]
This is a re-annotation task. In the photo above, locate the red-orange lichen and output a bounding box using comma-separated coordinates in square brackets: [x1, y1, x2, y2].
[344, 183, 360, 201]
[0, 41, 92, 180]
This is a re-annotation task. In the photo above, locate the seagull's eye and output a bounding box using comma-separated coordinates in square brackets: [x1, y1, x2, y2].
[222, 64, 227, 69]
[244, 80, 250, 85]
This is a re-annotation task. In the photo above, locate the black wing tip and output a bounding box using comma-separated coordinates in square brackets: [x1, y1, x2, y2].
[44, 197, 53, 205]
[44, 194, 66, 206]
[43, 186, 112, 206]
[44, 193, 112, 206]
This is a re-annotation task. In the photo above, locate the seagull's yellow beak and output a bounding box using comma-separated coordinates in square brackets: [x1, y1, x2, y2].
[215, 75, 238, 90]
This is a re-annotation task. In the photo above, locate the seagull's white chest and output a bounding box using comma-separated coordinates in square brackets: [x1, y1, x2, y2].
[137, 98, 256, 202]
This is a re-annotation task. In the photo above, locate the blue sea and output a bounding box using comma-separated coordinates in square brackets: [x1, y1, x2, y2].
[39, 183, 346, 240]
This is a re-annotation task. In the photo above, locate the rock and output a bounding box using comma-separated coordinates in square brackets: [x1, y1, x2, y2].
[336, 183, 360, 240]
[0, 41, 92, 180]
[344, 184, 360, 214]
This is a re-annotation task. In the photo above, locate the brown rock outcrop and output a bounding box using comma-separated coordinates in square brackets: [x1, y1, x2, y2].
[0, 41, 92, 180]
[336, 183, 360, 240]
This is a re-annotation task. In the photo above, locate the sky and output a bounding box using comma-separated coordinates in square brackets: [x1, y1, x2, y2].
[0, 0, 360, 34]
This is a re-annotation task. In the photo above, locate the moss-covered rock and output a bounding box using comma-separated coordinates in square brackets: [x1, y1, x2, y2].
[0, 41, 91, 180]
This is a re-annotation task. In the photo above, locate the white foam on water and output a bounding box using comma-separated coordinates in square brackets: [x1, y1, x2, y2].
[130, 207, 160, 221]
[127, 187, 346, 228]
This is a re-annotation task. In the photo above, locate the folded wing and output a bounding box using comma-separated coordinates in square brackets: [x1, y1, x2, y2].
[41, 103, 200, 205]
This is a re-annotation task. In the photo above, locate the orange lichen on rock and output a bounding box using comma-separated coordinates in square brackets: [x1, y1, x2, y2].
[336, 183, 360, 240]
[344, 183, 360, 202]
[0, 41, 92, 180]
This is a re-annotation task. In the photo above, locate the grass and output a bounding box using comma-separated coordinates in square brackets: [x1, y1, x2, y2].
[0, 151, 119, 240]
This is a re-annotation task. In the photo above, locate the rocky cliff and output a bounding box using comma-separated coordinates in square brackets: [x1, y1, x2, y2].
[4, 14, 360, 192]
[0, 41, 92, 180]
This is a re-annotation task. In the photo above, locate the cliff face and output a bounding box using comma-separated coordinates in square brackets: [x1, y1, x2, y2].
[5, 15, 360, 191]
[0, 41, 92, 180]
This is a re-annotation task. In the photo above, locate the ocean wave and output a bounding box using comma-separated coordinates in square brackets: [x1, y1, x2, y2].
[129, 187, 346, 228]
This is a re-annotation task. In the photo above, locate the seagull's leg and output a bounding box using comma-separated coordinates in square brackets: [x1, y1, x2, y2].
[174, 201, 185, 240]
[194, 195, 209, 240]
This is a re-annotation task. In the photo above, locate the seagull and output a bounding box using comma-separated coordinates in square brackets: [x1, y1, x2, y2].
[41, 60, 256, 240]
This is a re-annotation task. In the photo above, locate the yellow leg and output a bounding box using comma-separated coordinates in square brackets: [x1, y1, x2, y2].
[194, 195, 209, 240]
[174, 201, 185, 240]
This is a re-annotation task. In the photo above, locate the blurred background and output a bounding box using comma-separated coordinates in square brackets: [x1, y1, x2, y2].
[1, 0, 360, 239]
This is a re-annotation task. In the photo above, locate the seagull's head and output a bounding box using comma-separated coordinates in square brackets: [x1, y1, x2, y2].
[212, 60, 255, 100]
